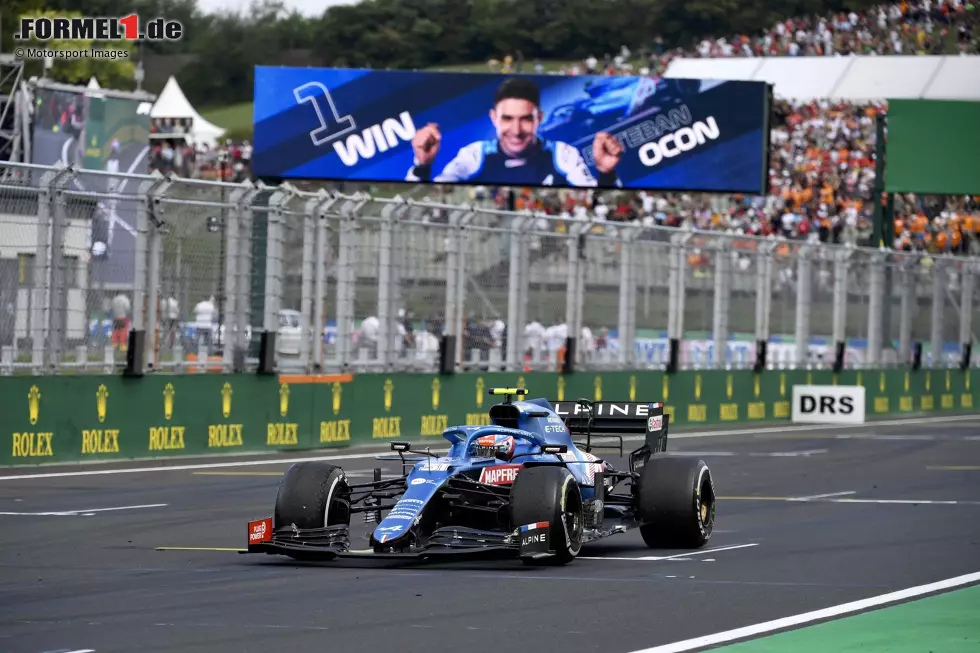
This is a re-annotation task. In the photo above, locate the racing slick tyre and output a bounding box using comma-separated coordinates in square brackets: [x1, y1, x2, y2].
[273, 462, 351, 530]
[510, 466, 585, 565]
[636, 455, 715, 549]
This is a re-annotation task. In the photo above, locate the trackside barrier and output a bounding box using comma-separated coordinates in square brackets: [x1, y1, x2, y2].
[2, 369, 976, 466]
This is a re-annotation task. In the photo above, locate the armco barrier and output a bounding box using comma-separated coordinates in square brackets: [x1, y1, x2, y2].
[1, 369, 976, 466]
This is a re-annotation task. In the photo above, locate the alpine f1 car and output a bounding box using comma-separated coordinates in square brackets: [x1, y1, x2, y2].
[245, 388, 716, 565]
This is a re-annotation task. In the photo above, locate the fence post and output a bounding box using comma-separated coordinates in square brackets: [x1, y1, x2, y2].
[219, 182, 252, 372]
[795, 244, 812, 368]
[667, 231, 690, 370]
[960, 262, 975, 366]
[443, 208, 472, 371]
[47, 167, 75, 372]
[832, 247, 852, 370]
[377, 199, 411, 370]
[312, 193, 336, 372]
[754, 241, 774, 369]
[334, 196, 364, 370]
[866, 251, 885, 368]
[898, 255, 915, 364]
[32, 167, 59, 372]
[565, 220, 594, 371]
[143, 173, 174, 373]
[259, 185, 293, 372]
[505, 214, 529, 372]
[298, 191, 320, 372]
[930, 258, 946, 367]
[712, 237, 731, 369]
[617, 225, 640, 370]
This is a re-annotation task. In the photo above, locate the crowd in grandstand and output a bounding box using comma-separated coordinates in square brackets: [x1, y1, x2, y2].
[148, 136, 252, 182]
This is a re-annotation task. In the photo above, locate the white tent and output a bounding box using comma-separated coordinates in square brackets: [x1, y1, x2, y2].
[150, 75, 227, 147]
[86, 76, 101, 90]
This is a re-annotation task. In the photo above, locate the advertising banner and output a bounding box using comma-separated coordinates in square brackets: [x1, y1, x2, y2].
[253, 67, 771, 194]
[884, 99, 980, 196]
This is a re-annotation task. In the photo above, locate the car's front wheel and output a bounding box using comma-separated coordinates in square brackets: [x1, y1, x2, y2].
[274, 462, 350, 530]
[510, 466, 585, 565]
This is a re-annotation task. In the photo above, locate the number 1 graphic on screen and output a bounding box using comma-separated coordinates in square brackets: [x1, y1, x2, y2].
[293, 82, 357, 147]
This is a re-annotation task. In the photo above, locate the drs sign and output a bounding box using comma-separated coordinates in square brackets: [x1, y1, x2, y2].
[791, 385, 866, 424]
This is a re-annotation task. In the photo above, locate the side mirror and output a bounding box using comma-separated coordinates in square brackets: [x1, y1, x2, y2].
[542, 444, 568, 454]
[390, 442, 411, 452]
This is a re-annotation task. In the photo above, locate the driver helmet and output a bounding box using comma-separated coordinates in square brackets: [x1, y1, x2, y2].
[470, 434, 516, 460]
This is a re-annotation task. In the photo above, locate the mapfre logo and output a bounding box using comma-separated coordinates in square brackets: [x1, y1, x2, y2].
[479, 464, 523, 486]
[248, 518, 272, 543]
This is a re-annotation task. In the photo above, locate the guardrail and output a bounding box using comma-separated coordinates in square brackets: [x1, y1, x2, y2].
[1, 159, 978, 376]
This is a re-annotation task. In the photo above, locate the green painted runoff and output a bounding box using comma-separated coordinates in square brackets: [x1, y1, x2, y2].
[710, 583, 980, 653]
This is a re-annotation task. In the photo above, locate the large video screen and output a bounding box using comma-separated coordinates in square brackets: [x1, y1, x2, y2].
[31, 87, 150, 288]
[252, 68, 771, 194]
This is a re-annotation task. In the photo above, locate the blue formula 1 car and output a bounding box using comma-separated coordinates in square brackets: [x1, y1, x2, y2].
[244, 388, 716, 565]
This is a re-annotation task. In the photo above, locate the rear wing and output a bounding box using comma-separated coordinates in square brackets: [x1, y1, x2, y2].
[549, 400, 668, 461]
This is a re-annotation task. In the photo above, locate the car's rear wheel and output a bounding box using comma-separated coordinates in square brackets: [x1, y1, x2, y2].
[274, 462, 350, 530]
[510, 466, 584, 565]
[636, 455, 714, 548]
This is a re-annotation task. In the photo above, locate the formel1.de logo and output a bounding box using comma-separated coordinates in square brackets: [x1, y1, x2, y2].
[15, 15, 183, 42]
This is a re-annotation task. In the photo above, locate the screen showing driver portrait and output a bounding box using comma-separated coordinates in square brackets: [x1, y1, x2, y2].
[252, 66, 771, 194]
[406, 77, 623, 188]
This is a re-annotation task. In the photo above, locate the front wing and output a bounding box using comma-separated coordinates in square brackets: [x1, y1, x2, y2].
[243, 519, 625, 561]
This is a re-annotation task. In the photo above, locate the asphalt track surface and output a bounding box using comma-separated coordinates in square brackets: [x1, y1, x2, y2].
[1, 416, 979, 653]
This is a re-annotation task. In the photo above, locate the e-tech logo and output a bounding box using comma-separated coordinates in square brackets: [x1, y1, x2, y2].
[15, 15, 183, 42]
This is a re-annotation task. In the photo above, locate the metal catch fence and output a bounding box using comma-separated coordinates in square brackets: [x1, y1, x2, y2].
[1, 160, 977, 375]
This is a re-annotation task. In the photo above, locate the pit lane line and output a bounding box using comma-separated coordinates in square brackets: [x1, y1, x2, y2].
[1, 414, 976, 482]
[624, 570, 980, 653]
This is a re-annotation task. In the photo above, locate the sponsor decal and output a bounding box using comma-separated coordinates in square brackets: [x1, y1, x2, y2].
[149, 426, 185, 451]
[248, 518, 272, 544]
[208, 424, 243, 447]
[479, 464, 524, 485]
[521, 532, 548, 547]
[552, 402, 655, 418]
[416, 461, 451, 472]
[372, 416, 401, 438]
[647, 415, 663, 432]
[420, 414, 449, 436]
[266, 422, 299, 446]
[411, 477, 427, 485]
[320, 419, 351, 443]
[81, 429, 120, 455]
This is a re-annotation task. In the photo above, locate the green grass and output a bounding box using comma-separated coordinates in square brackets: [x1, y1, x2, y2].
[197, 59, 584, 140]
[199, 102, 254, 141]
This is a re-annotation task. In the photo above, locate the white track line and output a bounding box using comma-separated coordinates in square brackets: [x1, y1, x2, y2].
[0, 503, 167, 516]
[580, 543, 758, 562]
[1, 413, 977, 482]
[790, 491, 856, 501]
[752, 449, 828, 457]
[626, 570, 980, 653]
